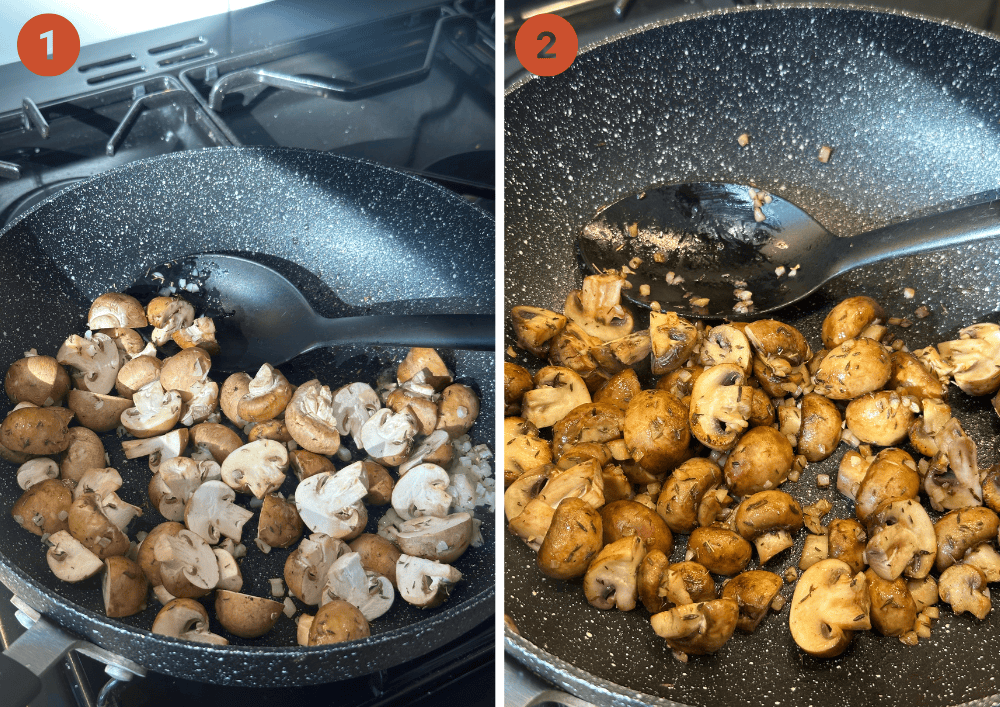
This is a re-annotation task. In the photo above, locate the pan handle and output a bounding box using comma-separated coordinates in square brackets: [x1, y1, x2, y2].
[0, 653, 42, 707]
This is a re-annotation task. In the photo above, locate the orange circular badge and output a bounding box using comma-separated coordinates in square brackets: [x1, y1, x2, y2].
[515, 14, 578, 77]
[18, 14, 80, 77]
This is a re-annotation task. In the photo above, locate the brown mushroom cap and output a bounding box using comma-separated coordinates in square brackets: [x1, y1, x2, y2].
[535, 498, 602, 581]
[137, 521, 185, 586]
[89, 293, 147, 329]
[11, 478, 72, 536]
[699, 325, 752, 374]
[308, 599, 371, 645]
[583, 536, 645, 611]
[864, 498, 936, 581]
[349, 534, 402, 587]
[1, 406, 70, 455]
[821, 296, 885, 349]
[5, 355, 71, 407]
[220, 372, 252, 426]
[723, 426, 794, 497]
[813, 337, 891, 400]
[721, 570, 783, 632]
[288, 448, 336, 481]
[66, 390, 133, 433]
[854, 449, 919, 522]
[397, 347, 452, 391]
[59, 427, 106, 484]
[827, 519, 867, 576]
[797, 393, 842, 462]
[845, 391, 916, 447]
[116, 356, 162, 399]
[623, 390, 689, 476]
[649, 311, 698, 376]
[889, 350, 947, 401]
[685, 527, 752, 576]
[656, 458, 724, 534]
[189, 422, 243, 465]
[934, 506, 1000, 572]
[510, 306, 568, 358]
[522, 366, 592, 429]
[67, 493, 129, 559]
[593, 368, 642, 412]
[637, 549, 671, 613]
[362, 461, 394, 505]
[600, 500, 673, 557]
[258, 494, 304, 549]
[650, 598, 739, 655]
[864, 569, 917, 637]
[103, 556, 148, 618]
[504, 362, 534, 416]
[247, 419, 292, 444]
[734, 490, 803, 564]
[151, 597, 228, 644]
[661, 561, 717, 607]
[436, 383, 480, 438]
[789, 559, 871, 658]
[215, 590, 284, 638]
[160, 348, 212, 403]
[550, 402, 624, 459]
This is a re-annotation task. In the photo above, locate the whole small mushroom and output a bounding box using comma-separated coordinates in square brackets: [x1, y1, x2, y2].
[308, 599, 370, 645]
[723, 426, 794, 497]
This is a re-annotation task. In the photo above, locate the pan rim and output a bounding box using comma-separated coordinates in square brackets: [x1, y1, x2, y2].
[503, 2, 1000, 98]
[0, 146, 495, 674]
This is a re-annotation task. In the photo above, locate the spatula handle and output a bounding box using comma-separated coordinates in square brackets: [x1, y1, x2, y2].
[316, 313, 494, 351]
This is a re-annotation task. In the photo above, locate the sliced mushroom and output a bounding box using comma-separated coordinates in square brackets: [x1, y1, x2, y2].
[220, 439, 288, 499]
[360, 407, 418, 466]
[396, 554, 462, 608]
[864, 568, 917, 636]
[734, 490, 803, 564]
[137, 522, 184, 586]
[66, 390, 133, 433]
[788, 559, 871, 658]
[923, 417, 983, 511]
[699, 325, 752, 374]
[649, 311, 698, 376]
[184, 480, 254, 544]
[934, 506, 999, 573]
[295, 465, 370, 539]
[172, 317, 220, 355]
[121, 428, 188, 472]
[938, 323, 1000, 395]
[329, 382, 381, 449]
[308, 599, 370, 644]
[349, 534, 402, 587]
[845, 390, 916, 447]
[285, 534, 350, 605]
[103, 556, 148, 618]
[153, 528, 220, 598]
[537, 498, 602, 580]
[656, 458, 725, 533]
[394, 512, 473, 563]
[827, 519, 867, 576]
[17, 458, 59, 490]
[215, 590, 283, 638]
[232, 363, 292, 422]
[511, 306, 567, 357]
[623, 390, 690, 476]
[178, 379, 219, 427]
[864, 498, 936, 580]
[796, 393, 842, 462]
[938, 564, 991, 619]
[121, 380, 183, 438]
[651, 598, 740, 655]
[583, 536, 645, 610]
[600, 500, 673, 556]
[563, 272, 634, 342]
[220, 372, 252, 427]
[1, 406, 71, 455]
[321, 552, 394, 620]
[391, 463, 453, 521]
[688, 363, 752, 451]
[214, 547, 243, 592]
[721, 570, 783, 633]
[152, 597, 228, 644]
[149, 457, 217, 521]
[820, 296, 885, 349]
[284, 379, 340, 454]
[147, 296, 196, 347]
[723, 426, 794, 498]
[116, 356, 162, 399]
[189, 422, 242, 465]
[521, 366, 591, 429]
[46, 530, 104, 582]
[67, 493, 128, 559]
[56, 333, 121, 395]
[5, 355, 71, 407]
[436, 384, 480, 439]
[889, 350, 947, 401]
[854, 448, 919, 522]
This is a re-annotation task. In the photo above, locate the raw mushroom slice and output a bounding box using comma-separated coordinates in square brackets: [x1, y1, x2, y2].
[73, 467, 123, 500]
[284, 533, 350, 605]
[189, 422, 242, 465]
[391, 463, 453, 521]
[67, 493, 129, 559]
[59, 427, 106, 483]
[121, 428, 188, 473]
[436, 384, 480, 439]
[99, 492, 142, 532]
[116, 355, 162, 400]
[16, 458, 59, 490]
[178, 379, 219, 427]
[237, 363, 294, 423]
[394, 512, 473, 563]
[220, 439, 289, 499]
[397, 347, 453, 391]
[396, 554, 462, 608]
[285, 379, 340, 454]
[67, 390, 133, 434]
[154, 528, 221, 599]
[173, 317, 220, 355]
[56, 333, 121, 396]
[120, 380, 183, 438]
[102, 556, 148, 618]
[152, 597, 228, 645]
[330, 382, 381, 449]
[399, 429, 454, 476]
[321, 552, 394, 620]
[360, 408, 419, 466]
[295, 465, 370, 539]
[184, 480, 254, 544]
[147, 296, 196, 347]
[149, 457, 219, 522]
[214, 547, 243, 592]
[46, 530, 104, 582]
[214, 590, 284, 638]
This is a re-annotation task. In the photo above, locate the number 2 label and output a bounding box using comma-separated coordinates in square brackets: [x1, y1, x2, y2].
[515, 14, 579, 77]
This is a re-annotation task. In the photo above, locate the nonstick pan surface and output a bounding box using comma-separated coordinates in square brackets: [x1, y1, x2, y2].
[505, 5, 1000, 707]
[0, 146, 494, 685]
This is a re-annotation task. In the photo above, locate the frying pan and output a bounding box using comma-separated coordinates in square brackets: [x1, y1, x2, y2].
[504, 5, 1000, 707]
[0, 146, 494, 694]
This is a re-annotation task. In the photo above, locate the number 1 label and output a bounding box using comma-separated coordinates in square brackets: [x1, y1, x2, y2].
[17, 14, 79, 76]
[40, 30, 53, 59]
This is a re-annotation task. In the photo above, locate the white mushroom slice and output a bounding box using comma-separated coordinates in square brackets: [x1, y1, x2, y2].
[295, 465, 370, 539]
[865, 499, 936, 581]
[285, 380, 341, 455]
[220, 439, 288, 499]
[521, 366, 591, 429]
[360, 408, 418, 466]
[173, 317, 219, 354]
[56, 333, 121, 395]
[391, 463, 453, 521]
[149, 457, 209, 521]
[214, 547, 243, 592]
[296, 614, 314, 646]
[321, 552, 394, 620]
[149, 298, 196, 347]
[377, 508, 406, 543]
[396, 554, 462, 608]
[152, 585, 177, 605]
[17, 458, 59, 490]
[178, 380, 219, 427]
[100, 492, 142, 531]
[938, 323, 1000, 395]
[121, 380, 183, 438]
[331, 382, 381, 449]
[152, 597, 228, 644]
[46, 530, 103, 582]
[121, 428, 188, 473]
[394, 513, 473, 563]
[184, 480, 254, 544]
[284, 533, 350, 605]
[154, 529, 221, 598]
[74, 467, 123, 500]
[399, 430, 452, 476]
[924, 418, 983, 511]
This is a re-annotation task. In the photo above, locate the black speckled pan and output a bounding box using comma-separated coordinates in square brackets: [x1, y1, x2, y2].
[505, 5, 1000, 707]
[0, 146, 494, 685]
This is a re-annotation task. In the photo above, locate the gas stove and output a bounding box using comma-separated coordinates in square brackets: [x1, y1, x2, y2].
[0, 2, 494, 705]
